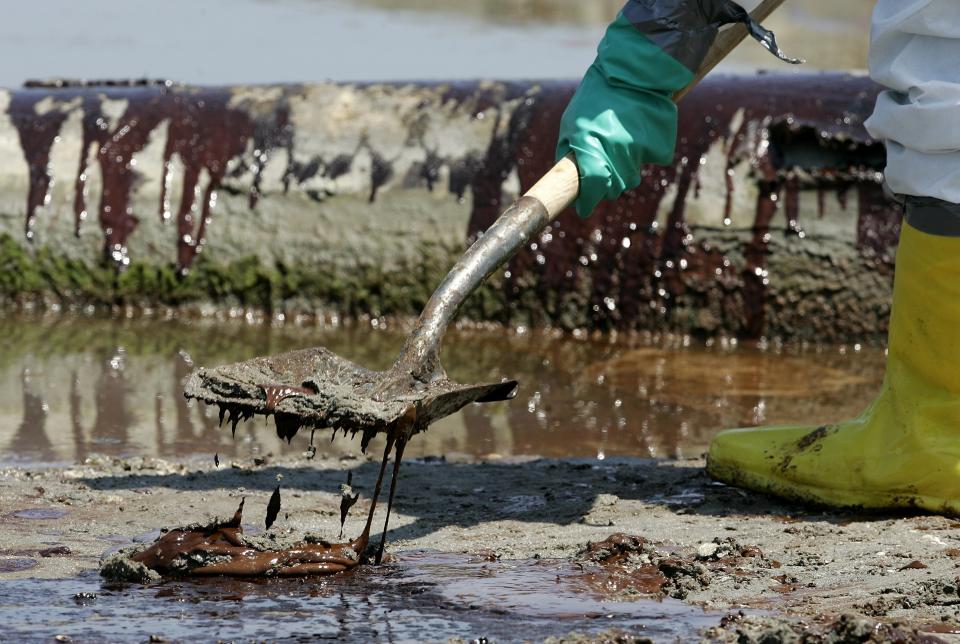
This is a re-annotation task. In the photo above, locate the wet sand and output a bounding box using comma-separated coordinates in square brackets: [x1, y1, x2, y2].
[2, 451, 960, 640]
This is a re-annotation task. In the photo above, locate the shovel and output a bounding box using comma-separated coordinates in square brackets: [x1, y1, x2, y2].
[184, 0, 792, 560]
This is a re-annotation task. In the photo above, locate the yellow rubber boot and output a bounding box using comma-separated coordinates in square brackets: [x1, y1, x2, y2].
[707, 219, 960, 513]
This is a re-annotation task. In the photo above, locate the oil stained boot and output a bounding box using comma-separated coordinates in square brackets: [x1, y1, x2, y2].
[707, 198, 960, 513]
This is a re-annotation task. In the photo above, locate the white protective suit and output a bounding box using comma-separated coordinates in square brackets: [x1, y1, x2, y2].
[865, 0, 960, 207]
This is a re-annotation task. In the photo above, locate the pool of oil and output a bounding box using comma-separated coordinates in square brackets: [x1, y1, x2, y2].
[0, 313, 885, 467]
[0, 552, 729, 641]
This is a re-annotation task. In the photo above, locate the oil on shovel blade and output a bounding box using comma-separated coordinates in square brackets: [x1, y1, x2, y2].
[184, 347, 518, 435]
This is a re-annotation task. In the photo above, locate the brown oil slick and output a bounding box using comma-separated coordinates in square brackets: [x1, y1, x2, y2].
[579, 534, 778, 601]
[899, 560, 928, 571]
[131, 499, 363, 577]
[258, 384, 317, 411]
[132, 407, 416, 578]
[579, 534, 668, 596]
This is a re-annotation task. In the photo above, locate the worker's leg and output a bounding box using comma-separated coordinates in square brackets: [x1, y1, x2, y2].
[708, 212, 960, 511]
[706, 0, 960, 512]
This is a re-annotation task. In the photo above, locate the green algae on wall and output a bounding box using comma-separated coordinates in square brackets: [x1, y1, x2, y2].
[0, 227, 893, 345]
[0, 232, 511, 323]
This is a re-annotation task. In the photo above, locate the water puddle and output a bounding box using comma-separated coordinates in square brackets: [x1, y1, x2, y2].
[0, 553, 722, 641]
[0, 314, 885, 466]
[0, 559, 37, 574]
[4, 508, 70, 520]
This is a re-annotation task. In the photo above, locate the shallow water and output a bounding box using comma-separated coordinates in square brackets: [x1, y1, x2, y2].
[0, 314, 885, 467]
[0, 553, 722, 641]
[0, 0, 868, 89]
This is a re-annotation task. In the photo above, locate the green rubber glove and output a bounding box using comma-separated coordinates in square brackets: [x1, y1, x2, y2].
[557, 13, 691, 218]
[558, 1, 802, 218]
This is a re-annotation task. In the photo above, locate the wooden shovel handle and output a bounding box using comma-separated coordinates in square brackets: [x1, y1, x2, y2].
[524, 0, 791, 219]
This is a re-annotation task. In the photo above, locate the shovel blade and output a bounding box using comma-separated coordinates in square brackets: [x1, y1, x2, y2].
[184, 347, 517, 443]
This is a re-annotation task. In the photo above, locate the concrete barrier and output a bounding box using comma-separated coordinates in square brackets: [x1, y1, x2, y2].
[0, 74, 899, 341]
